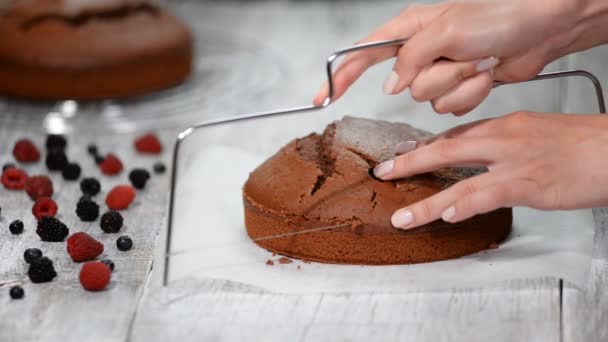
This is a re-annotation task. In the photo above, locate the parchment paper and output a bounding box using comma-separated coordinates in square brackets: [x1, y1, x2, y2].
[168, 144, 594, 293]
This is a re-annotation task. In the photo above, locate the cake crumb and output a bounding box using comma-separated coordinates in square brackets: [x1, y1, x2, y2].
[265, 259, 274, 266]
[278, 257, 293, 264]
[488, 242, 499, 250]
[272, 253, 277, 257]
[297, 265, 301, 270]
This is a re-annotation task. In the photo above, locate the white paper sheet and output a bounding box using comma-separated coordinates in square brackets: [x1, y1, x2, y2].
[168, 144, 595, 293]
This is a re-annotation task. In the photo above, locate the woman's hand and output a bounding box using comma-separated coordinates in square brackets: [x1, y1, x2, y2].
[372, 112, 608, 228]
[313, 0, 604, 115]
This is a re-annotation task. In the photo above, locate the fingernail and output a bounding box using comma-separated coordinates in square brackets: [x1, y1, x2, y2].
[373, 159, 394, 179]
[475, 57, 499, 73]
[391, 208, 414, 228]
[383, 70, 400, 95]
[395, 140, 418, 155]
[441, 206, 456, 222]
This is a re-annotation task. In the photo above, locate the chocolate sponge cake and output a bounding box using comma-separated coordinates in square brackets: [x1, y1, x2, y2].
[243, 117, 512, 265]
[0, 0, 192, 100]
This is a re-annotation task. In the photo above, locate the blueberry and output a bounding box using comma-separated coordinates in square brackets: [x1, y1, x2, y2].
[153, 162, 166, 174]
[100, 259, 115, 271]
[9, 286, 24, 300]
[2, 163, 15, 172]
[24, 248, 43, 264]
[94, 155, 104, 165]
[116, 236, 133, 251]
[87, 144, 98, 156]
[9, 220, 24, 235]
[62, 162, 81, 181]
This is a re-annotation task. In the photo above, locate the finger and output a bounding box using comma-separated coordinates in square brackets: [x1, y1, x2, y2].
[441, 180, 531, 223]
[452, 106, 476, 116]
[430, 71, 493, 114]
[390, 171, 503, 229]
[373, 137, 500, 180]
[409, 58, 497, 102]
[394, 140, 419, 155]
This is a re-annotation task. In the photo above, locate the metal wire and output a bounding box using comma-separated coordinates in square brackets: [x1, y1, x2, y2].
[162, 38, 606, 286]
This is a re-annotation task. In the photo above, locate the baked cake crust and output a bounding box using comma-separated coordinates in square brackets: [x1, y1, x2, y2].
[0, 0, 193, 100]
[243, 116, 512, 265]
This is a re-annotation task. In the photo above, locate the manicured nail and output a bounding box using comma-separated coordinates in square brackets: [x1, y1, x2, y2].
[391, 208, 414, 228]
[373, 159, 394, 179]
[395, 141, 418, 155]
[475, 57, 499, 73]
[383, 70, 400, 95]
[442, 206, 456, 222]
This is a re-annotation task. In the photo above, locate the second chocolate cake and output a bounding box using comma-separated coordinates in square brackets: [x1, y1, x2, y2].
[243, 116, 512, 265]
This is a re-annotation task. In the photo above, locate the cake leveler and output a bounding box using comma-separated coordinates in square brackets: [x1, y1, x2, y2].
[162, 38, 606, 286]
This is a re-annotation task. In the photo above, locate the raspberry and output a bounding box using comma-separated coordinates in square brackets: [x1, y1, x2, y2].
[13, 139, 40, 163]
[45, 134, 67, 151]
[62, 162, 81, 181]
[36, 216, 68, 242]
[25, 175, 53, 201]
[100, 211, 123, 233]
[153, 162, 166, 174]
[116, 235, 133, 251]
[9, 220, 24, 234]
[28, 256, 57, 283]
[24, 248, 43, 263]
[1, 168, 28, 190]
[76, 198, 99, 221]
[100, 154, 123, 175]
[79, 262, 111, 291]
[106, 185, 136, 210]
[128, 168, 150, 189]
[32, 197, 58, 220]
[134, 133, 162, 154]
[67, 232, 104, 262]
[46, 150, 68, 171]
[80, 177, 101, 196]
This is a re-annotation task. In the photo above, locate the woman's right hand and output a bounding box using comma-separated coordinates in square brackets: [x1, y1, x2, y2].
[313, 0, 600, 115]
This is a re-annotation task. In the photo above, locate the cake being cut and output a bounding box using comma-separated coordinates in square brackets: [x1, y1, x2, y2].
[243, 116, 512, 265]
[0, 0, 193, 100]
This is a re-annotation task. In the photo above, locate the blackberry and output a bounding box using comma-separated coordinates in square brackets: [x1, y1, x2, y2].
[9, 286, 24, 299]
[2, 163, 15, 172]
[100, 211, 123, 233]
[94, 155, 104, 165]
[87, 144, 98, 156]
[9, 220, 24, 235]
[76, 198, 99, 221]
[153, 162, 166, 174]
[24, 248, 43, 263]
[116, 236, 133, 251]
[36, 216, 69, 242]
[45, 134, 67, 151]
[28, 256, 57, 283]
[79, 195, 92, 203]
[45, 150, 68, 171]
[80, 177, 101, 196]
[128, 169, 150, 190]
[100, 259, 115, 271]
[62, 162, 81, 181]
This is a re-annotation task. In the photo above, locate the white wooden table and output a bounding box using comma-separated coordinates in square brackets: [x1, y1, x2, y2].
[1, 1, 607, 341]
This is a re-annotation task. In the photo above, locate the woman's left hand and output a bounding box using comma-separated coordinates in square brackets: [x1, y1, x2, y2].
[372, 111, 608, 229]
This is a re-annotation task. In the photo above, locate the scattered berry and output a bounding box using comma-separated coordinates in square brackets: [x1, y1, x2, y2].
[80, 177, 101, 196]
[116, 236, 133, 251]
[25, 175, 53, 201]
[9, 220, 24, 235]
[9, 286, 24, 299]
[36, 216, 68, 242]
[32, 197, 58, 220]
[62, 162, 81, 181]
[106, 185, 136, 210]
[100, 259, 115, 271]
[76, 198, 99, 221]
[24, 248, 43, 263]
[45, 134, 67, 151]
[94, 155, 104, 165]
[79, 261, 111, 291]
[28, 256, 57, 283]
[128, 169, 150, 190]
[13, 139, 40, 163]
[265, 259, 274, 266]
[135, 133, 162, 154]
[153, 162, 166, 174]
[67, 232, 104, 262]
[2, 163, 15, 172]
[278, 257, 293, 264]
[100, 211, 123, 233]
[1, 168, 28, 190]
[45, 150, 68, 171]
[87, 144, 98, 156]
[100, 154, 123, 175]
